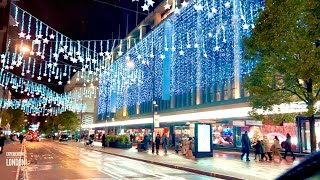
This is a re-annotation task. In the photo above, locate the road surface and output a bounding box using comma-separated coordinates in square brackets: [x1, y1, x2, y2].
[21, 140, 217, 180]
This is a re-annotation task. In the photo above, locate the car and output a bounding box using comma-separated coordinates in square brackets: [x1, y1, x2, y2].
[25, 134, 33, 141]
[25, 133, 40, 142]
[59, 134, 69, 142]
[32, 134, 40, 142]
[276, 152, 320, 180]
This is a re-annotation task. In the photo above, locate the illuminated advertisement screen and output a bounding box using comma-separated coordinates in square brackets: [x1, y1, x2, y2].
[197, 124, 211, 152]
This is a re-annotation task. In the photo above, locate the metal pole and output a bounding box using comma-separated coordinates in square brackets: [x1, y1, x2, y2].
[151, 46, 156, 154]
[80, 97, 83, 140]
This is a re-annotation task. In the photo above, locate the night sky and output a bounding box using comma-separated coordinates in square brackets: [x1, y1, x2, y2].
[16, 0, 161, 41]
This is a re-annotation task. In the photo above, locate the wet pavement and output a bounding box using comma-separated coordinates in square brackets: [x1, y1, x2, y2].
[0, 142, 23, 180]
[66, 141, 303, 180]
[22, 140, 217, 180]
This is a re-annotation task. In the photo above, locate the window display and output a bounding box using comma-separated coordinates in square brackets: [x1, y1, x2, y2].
[212, 124, 233, 146]
[248, 123, 298, 150]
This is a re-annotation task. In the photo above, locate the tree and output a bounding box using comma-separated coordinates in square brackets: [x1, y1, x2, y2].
[44, 111, 79, 133]
[58, 111, 80, 131]
[243, 0, 320, 152]
[1, 108, 25, 132]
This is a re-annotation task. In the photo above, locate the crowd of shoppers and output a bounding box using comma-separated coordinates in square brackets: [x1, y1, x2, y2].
[241, 131, 296, 162]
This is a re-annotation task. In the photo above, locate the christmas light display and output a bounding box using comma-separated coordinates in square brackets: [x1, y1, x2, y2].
[98, 0, 265, 118]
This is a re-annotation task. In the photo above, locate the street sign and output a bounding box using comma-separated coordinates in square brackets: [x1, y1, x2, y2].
[154, 115, 160, 128]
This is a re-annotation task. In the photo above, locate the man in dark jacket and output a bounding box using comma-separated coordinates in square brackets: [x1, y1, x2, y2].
[283, 133, 295, 160]
[19, 134, 24, 144]
[155, 134, 160, 154]
[240, 131, 251, 161]
[0, 129, 7, 154]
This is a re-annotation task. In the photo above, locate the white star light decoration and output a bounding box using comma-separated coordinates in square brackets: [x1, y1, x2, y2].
[181, 1, 188, 7]
[141, 3, 149, 11]
[117, 50, 123, 56]
[34, 38, 41, 45]
[18, 32, 26, 38]
[225, 2, 231, 8]
[147, 0, 155, 7]
[194, 4, 204, 11]
[26, 34, 31, 40]
[49, 34, 55, 39]
[58, 81, 63, 85]
[164, 3, 171, 10]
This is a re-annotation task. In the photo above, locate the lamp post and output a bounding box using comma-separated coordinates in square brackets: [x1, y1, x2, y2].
[126, 53, 157, 153]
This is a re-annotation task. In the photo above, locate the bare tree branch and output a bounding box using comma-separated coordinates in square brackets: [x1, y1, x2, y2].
[276, 88, 308, 104]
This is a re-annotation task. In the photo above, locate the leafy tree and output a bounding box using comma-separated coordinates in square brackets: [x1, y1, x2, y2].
[58, 111, 80, 131]
[44, 110, 79, 133]
[243, 0, 320, 152]
[1, 108, 25, 132]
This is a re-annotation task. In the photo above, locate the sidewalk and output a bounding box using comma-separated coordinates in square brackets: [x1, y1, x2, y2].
[0, 142, 23, 180]
[63, 141, 302, 180]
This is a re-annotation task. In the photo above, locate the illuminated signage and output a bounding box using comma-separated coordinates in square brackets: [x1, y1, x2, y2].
[197, 124, 211, 152]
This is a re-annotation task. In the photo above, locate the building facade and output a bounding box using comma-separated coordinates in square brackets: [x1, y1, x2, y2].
[93, 0, 320, 152]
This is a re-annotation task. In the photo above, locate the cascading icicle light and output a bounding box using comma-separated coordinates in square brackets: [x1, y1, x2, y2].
[98, 0, 265, 117]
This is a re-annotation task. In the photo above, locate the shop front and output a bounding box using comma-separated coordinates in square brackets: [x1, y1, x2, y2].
[296, 116, 320, 152]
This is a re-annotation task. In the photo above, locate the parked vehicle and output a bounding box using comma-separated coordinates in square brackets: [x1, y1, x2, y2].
[59, 134, 69, 142]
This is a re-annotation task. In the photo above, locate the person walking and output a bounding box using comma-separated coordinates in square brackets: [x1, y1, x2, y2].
[263, 136, 272, 160]
[240, 131, 251, 161]
[19, 134, 24, 144]
[272, 136, 282, 160]
[12, 134, 17, 144]
[0, 129, 7, 154]
[283, 133, 295, 160]
[254, 140, 263, 161]
[155, 134, 161, 154]
[101, 134, 106, 148]
[162, 133, 168, 154]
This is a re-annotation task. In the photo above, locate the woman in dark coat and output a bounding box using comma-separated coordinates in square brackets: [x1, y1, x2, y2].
[254, 140, 263, 161]
[101, 134, 106, 148]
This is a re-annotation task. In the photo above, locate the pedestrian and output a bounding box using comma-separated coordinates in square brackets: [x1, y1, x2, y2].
[240, 131, 251, 161]
[253, 140, 263, 161]
[143, 134, 149, 150]
[19, 134, 24, 144]
[155, 134, 160, 154]
[162, 133, 168, 154]
[283, 133, 295, 160]
[172, 133, 175, 148]
[260, 140, 267, 161]
[181, 138, 189, 155]
[0, 129, 7, 154]
[272, 136, 282, 160]
[130, 134, 133, 142]
[12, 134, 17, 144]
[101, 134, 106, 148]
[263, 135, 272, 161]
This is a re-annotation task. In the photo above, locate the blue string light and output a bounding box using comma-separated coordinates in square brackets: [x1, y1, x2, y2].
[98, 0, 265, 117]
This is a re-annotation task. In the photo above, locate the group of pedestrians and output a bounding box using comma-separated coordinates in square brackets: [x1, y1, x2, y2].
[155, 133, 168, 154]
[241, 131, 295, 161]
